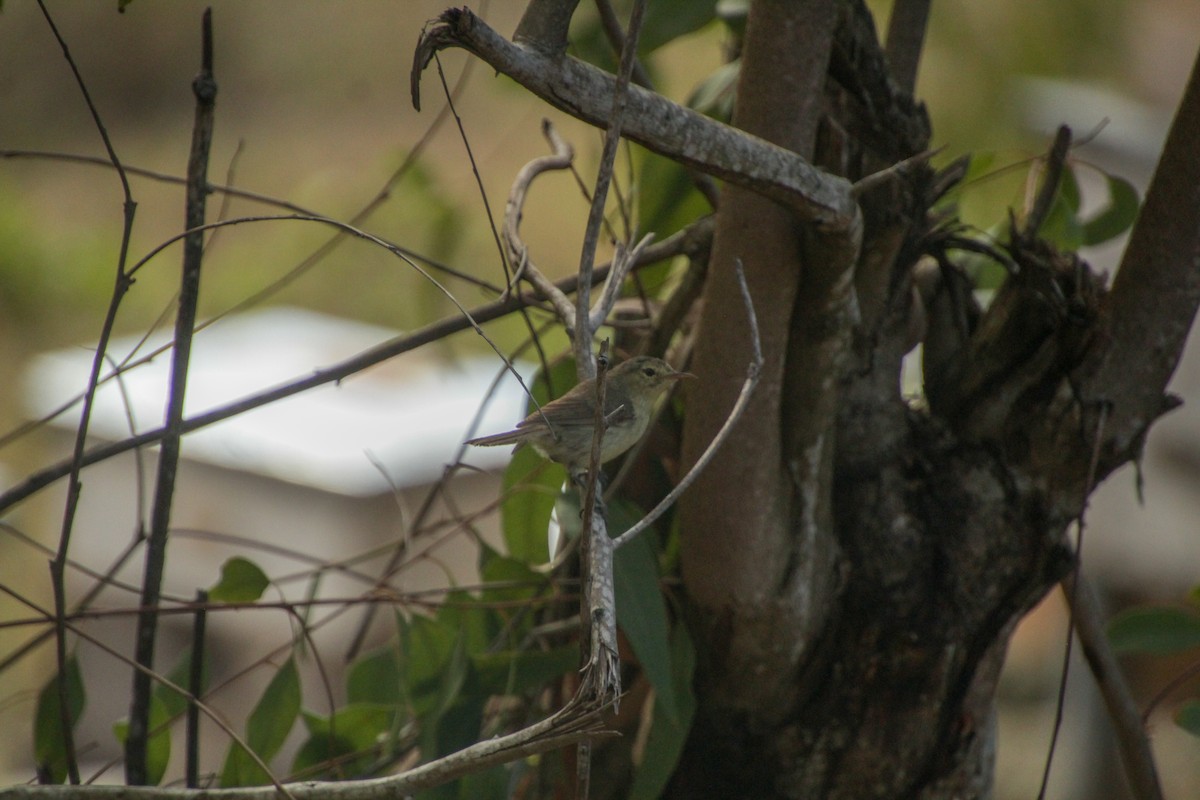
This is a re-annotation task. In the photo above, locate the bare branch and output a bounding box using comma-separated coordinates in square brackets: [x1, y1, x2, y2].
[589, 233, 655, 332]
[1061, 571, 1165, 800]
[1020, 125, 1072, 245]
[1078, 46, 1200, 469]
[35, 0, 141, 782]
[513, 0, 582, 56]
[0, 701, 609, 800]
[412, 8, 858, 231]
[502, 120, 578, 325]
[572, 0, 648, 378]
[127, 11, 217, 783]
[884, 0, 931, 94]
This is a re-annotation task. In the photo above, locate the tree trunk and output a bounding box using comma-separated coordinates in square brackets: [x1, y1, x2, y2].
[675, 3, 1200, 799]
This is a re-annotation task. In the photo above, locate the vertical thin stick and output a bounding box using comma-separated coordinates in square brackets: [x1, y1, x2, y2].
[186, 590, 208, 789]
[36, 0, 140, 783]
[572, 0, 648, 375]
[1036, 403, 1111, 800]
[127, 10, 216, 783]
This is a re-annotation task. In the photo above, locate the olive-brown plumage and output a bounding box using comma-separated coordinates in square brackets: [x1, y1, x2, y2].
[467, 356, 691, 474]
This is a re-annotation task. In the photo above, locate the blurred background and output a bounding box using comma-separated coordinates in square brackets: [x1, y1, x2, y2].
[1, 1, 1199, 796]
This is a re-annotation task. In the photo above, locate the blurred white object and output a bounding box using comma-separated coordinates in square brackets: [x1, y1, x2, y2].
[23, 305, 532, 496]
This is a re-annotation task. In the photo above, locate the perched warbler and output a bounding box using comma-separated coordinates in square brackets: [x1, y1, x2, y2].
[467, 356, 692, 474]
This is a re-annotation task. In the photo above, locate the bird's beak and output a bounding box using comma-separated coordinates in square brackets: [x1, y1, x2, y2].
[669, 371, 696, 381]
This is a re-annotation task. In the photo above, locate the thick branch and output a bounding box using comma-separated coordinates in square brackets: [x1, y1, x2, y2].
[1078, 45, 1200, 467]
[513, 0, 581, 56]
[883, 0, 930, 95]
[412, 8, 857, 232]
[679, 0, 845, 726]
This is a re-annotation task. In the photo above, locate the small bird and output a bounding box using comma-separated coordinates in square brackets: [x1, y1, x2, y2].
[467, 356, 692, 475]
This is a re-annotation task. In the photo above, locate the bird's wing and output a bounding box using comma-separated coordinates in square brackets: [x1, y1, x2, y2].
[519, 390, 597, 428]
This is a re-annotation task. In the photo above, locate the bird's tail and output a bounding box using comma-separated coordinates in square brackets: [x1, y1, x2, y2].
[466, 429, 524, 447]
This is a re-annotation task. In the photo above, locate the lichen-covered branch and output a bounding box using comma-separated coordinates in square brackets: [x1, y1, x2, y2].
[412, 7, 858, 233]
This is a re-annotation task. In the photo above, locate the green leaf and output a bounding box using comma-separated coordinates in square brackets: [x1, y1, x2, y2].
[347, 644, 403, 706]
[1081, 173, 1140, 245]
[404, 614, 461, 713]
[638, 0, 718, 54]
[1108, 607, 1200, 655]
[570, 0, 716, 71]
[208, 557, 270, 603]
[634, 150, 711, 284]
[610, 500, 679, 724]
[303, 704, 395, 748]
[33, 657, 86, 784]
[431, 633, 470, 722]
[1038, 189, 1084, 251]
[472, 646, 579, 696]
[113, 695, 171, 786]
[291, 731, 357, 780]
[1176, 699, 1200, 738]
[480, 554, 542, 604]
[1059, 164, 1082, 213]
[156, 646, 209, 720]
[629, 624, 697, 800]
[220, 657, 301, 787]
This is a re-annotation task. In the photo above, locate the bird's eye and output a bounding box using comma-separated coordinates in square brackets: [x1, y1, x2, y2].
[642, 367, 656, 377]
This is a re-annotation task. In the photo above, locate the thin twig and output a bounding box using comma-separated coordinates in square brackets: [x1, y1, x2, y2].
[588, 233, 655, 332]
[0, 585, 292, 799]
[503, 120, 578, 323]
[573, 0, 648, 376]
[127, 13, 216, 783]
[614, 258, 762, 548]
[185, 590, 207, 789]
[592, 0, 721, 209]
[1037, 402, 1119, 800]
[433, 52, 512, 289]
[122, 212, 543, 418]
[1062, 570, 1165, 800]
[36, 0, 140, 782]
[1022, 125, 1072, 245]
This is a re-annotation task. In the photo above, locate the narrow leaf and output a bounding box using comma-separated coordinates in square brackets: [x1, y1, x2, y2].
[156, 646, 209, 720]
[33, 657, 86, 784]
[1108, 607, 1200, 655]
[220, 658, 301, 787]
[113, 695, 171, 786]
[611, 500, 679, 723]
[629, 624, 697, 800]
